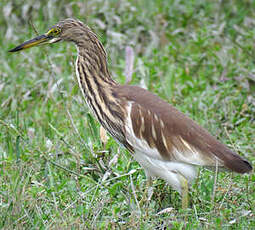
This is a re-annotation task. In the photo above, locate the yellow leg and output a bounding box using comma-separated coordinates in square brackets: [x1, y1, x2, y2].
[181, 176, 189, 209]
[140, 177, 153, 206]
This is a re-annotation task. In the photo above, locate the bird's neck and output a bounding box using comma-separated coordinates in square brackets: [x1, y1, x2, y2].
[75, 45, 127, 143]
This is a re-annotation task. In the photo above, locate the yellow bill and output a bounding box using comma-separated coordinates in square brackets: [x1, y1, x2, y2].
[9, 34, 52, 52]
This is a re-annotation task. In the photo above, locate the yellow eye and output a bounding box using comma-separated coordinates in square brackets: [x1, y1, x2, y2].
[47, 27, 61, 37]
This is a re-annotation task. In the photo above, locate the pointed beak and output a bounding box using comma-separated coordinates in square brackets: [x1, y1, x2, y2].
[8, 34, 61, 52]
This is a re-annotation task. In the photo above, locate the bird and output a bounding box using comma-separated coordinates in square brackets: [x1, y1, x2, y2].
[9, 18, 252, 208]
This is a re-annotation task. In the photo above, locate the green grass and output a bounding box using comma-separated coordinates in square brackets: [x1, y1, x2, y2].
[1, 0, 255, 229]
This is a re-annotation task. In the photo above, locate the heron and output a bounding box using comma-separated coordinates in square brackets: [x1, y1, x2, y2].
[9, 18, 252, 209]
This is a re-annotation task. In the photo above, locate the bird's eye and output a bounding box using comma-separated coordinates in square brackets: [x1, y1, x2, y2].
[47, 27, 61, 37]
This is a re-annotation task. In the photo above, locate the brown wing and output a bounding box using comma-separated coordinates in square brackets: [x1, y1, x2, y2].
[115, 85, 252, 174]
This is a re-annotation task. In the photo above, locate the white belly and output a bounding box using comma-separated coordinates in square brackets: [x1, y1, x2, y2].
[134, 151, 197, 193]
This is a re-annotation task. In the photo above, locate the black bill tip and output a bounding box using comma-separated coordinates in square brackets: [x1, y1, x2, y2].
[8, 34, 50, 53]
[8, 45, 24, 52]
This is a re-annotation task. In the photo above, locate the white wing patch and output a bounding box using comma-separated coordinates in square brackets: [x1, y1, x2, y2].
[125, 102, 197, 193]
[134, 150, 197, 193]
[125, 102, 163, 160]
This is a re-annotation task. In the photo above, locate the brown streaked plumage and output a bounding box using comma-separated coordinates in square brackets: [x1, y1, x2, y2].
[9, 18, 252, 207]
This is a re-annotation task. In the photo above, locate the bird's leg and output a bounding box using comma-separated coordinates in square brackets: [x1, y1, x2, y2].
[140, 175, 153, 206]
[180, 175, 189, 209]
[145, 177, 154, 201]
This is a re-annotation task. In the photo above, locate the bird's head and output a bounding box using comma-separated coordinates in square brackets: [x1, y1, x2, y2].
[9, 18, 94, 52]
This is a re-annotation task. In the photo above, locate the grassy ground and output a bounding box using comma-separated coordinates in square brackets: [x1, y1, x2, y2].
[0, 0, 255, 229]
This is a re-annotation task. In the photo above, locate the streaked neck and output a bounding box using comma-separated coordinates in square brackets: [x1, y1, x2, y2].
[75, 45, 126, 143]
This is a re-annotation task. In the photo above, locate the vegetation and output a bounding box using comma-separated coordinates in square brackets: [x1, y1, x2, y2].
[0, 0, 254, 229]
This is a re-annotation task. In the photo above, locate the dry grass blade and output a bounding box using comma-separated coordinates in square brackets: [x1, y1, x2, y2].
[125, 46, 134, 84]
